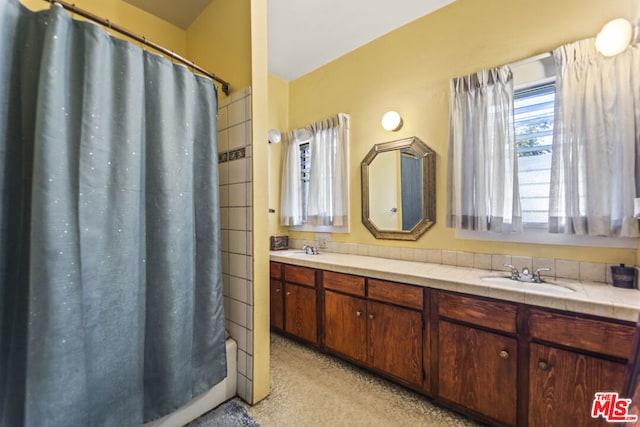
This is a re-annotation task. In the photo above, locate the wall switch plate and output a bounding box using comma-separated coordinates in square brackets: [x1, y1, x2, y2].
[316, 233, 330, 249]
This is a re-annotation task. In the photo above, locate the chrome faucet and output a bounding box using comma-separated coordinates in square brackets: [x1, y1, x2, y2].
[503, 264, 552, 283]
[503, 264, 520, 280]
[302, 245, 319, 255]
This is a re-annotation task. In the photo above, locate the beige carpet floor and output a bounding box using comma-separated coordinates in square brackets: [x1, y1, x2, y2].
[245, 333, 483, 427]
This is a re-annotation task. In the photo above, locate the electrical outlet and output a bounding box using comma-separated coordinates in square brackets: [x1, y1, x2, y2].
[316, 233, 329, 249]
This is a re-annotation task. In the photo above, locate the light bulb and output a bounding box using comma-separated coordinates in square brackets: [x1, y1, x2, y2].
[381, 111, 402, 131]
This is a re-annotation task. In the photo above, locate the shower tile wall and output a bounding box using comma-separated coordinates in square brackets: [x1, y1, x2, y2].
[218, 87, 253, 403]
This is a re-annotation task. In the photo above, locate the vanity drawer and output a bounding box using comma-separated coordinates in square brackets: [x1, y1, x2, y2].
[437, 292, 517, 334]
[528, 309, 634, 359]
[270, 262, 282, 279]
[367, 279, 423, 310]
[323, 271, 365, 297]
[284, 264, 316, 288]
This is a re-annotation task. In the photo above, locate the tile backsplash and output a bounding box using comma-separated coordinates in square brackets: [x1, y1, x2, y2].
[288, 239, 624, 285]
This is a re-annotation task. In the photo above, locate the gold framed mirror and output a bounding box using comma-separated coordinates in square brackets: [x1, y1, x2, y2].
[361, 137, 435, 240]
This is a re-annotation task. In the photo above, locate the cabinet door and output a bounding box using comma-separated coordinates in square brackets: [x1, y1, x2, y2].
[284, 282, 318, 345]
[324, 290, 366, 362]
[438, 320, 517, 426]
[270, 278, 284, 330]
[367, 300, 423, 387]
[529, 343, 627, 427]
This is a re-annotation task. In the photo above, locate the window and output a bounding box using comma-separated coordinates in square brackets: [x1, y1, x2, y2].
[280, 113, 350, 232]
[300, 142, 310, 224]
[515, 83, 555, 226]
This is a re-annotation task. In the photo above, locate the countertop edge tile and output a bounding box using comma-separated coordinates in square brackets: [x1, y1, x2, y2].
[270, 250, 640, 323]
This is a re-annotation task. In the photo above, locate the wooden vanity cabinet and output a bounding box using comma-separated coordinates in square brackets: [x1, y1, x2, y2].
[435, 291, 518, 426]
[269, 262, 284, 330]
[283, 264, 318, 345]
[269, 261, 319, 345]
[527, 309, 634, 427]
[323, 273, 425, 388]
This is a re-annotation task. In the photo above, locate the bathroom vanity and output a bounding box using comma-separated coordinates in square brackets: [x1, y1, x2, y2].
[269, 251, 640, 427]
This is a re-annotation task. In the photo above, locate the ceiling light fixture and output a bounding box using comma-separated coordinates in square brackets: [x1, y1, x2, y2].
[595, 18, 635, 57]
[381, 111, 403, 131]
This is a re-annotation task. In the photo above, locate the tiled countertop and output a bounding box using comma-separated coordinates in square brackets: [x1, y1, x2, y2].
[270, 250, 640, 323]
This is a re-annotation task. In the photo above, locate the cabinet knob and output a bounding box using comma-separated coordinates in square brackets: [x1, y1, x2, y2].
[276, 288, 280, 293]
[286, 291, 291, 296]
[356, 311, 362, 317]
[369, 314, 375, 320]
[538, 361, 549, 371]
[499, 350, 509, 360]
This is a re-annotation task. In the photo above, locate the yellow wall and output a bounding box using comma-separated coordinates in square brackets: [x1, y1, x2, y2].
[19, 0, 187, 55]
[281, 0, 639, 264]
[187, 0, 252, 98]
[249, 0, 270, 405]
[268, 74, 289, 236]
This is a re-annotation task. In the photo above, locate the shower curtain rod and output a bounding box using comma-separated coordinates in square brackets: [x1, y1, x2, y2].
[43, 0, 231, 95]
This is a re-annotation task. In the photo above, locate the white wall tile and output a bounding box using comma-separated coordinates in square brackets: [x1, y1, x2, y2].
[229, 207, 248, 230]
[442, 250, 457, 266]
[221, 230, 229, 252]
[222, 274, 230, 297]
[217, 130, 229, 153]
[230, 276, 248, 302]
[237, 350, 247, 377]
[229, 322, 247, 352]
[473, 253, 492, 270]
[229, 230, 247, 254]
[221, 251, 229, 275]
[492, 255, 511, 271]
[218, 185, 229, 208]
[246, 208, 253, 231]
[230, 253, 248, 279]
[217, 107, 228, 131]
[236, 374, 248, 402]
[400, 247, 415, 262]
[556, 259, 579, 280]
[228, 183, 246, 207]
[427, 249, 442, 264]
[532, 258, 555, 275]
[247, 305, 253, 330]
[456, 251, 474, 268]
[228, 100, 246, 127]
[580, 262, 606, 283]
[230, 300, 248, 327]
[218, 162, 229, 186]
[229, 123, 247, 151]
[246, 183, 253, 206]
[219, 207, 229, 229]
[414, 249, 428, 263]
[228, 159, 247, 184]
[357, 244, 368, 256]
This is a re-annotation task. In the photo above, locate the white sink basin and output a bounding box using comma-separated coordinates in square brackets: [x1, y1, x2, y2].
[480, 276, 576, 294]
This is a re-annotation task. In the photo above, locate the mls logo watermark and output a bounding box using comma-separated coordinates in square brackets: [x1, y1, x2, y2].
[591, 392, 638, 423]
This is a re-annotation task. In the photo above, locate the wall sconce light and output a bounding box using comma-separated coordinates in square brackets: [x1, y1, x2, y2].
[381, 111, 403, 131]
[268, 129, 281, 144]
[595, 18, 635, 57]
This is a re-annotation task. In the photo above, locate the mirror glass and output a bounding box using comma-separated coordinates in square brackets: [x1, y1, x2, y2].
[361, 137, 435, 240]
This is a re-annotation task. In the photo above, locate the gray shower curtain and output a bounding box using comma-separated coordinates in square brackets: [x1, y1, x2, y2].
[0, 1, 227, 425]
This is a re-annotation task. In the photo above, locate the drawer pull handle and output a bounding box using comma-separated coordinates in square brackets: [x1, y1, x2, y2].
[538, 361, 549, 371]
[356, 311, 362, 317]
[499, 350, 509, 360]
[369, 314, 375, 320]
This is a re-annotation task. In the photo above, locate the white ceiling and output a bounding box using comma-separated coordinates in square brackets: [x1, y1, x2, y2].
[124, 0, 456, 82]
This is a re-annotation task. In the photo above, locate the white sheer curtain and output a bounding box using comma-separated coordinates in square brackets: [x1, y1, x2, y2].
[280, 113, 349, 227]
[447, 66, 522, 232]
[307, 113, 349, 226]
[279, 130, 304, 226]
[549, 40, 640, 237]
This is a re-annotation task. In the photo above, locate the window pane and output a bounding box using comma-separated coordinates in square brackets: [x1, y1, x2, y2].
[515, 83, 555, 225]
[300, 142, 310, 223]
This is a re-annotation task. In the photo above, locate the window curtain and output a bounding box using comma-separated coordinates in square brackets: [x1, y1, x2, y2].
[0, 2, 226, 426]
[447, 66, 522, 232]
[279, 130, 304, 226]
[549, 39, 640, 237]
[280, 114, 349, 227]
[307, 113, 349, 226]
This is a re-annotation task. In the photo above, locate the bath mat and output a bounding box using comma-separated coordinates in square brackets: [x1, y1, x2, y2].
[187, 400, 260, 427]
